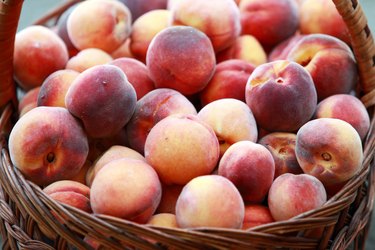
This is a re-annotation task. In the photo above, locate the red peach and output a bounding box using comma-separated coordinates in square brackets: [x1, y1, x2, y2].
[18, 87, 41, 117]
[242, 204, 274, 229]
[268, 34, 305, 61]
[156, 184, 183, 214]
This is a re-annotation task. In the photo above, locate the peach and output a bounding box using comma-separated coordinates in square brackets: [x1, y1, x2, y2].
[126, 88, 197, 154]
[37, 69, 79, 108]
[299, 0, 351, 45]
[239, 0, 299, 51]
[90, 158, 162, 223]
[118, 0, 168, 22]
[65, 48, 113, 73]
[67, 0, 132, 53]
[13, 25, 69, 90]
[314, 94, 370, 141]
[109, 57, 155, 100]
[69, 160, 92, 185]
[87, 145, 145, 186]
[130, 9, 170, 63]
[170, 0, 241, 52]
[18, 87, 40, 117]
[8, 106, 89, 186]
[199, 59, 256, 106]
[144, 114, 220, 185]
[268, 173, 327, 221]
[245, 60, 317, 132]
[197, 98, 258, 157]
[175, 175, 245, 229]
[146, 26, 216, 95]
[156, 184, 183, 214]
[295, 118, 364, 188]
[258, 132, 303, 179]
[65, 64, 137, 138]
[286, 34, 358, 100]
[43, 180, 91, 213]
[55, 3, 79, 57]
[242, 204, 274, 230]
[147, 213, 178, 228]
[218, 141, 275, 202]
[110, 38, 134, 59]
[268, 34, 305, 61]
[216, 35, 267, 66]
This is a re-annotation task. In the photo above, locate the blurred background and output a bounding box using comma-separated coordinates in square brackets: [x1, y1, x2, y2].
[16, 0, 375, 249]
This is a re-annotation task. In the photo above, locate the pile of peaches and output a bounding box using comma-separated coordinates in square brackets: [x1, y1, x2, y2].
[7, 0, 371, 242]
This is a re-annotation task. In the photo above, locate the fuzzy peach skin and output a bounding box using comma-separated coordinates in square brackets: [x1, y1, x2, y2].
[268, 173, 327, 221]
[156, 184, 183, 214]
[245, 60, 317, 132]
[87, 145, 145, 186]
[242, 204, 274, 230]
[199, 59, 256, 106]
[268, 34, 305, 62]
[13, 25, 69, 90]
[197, 98, 258, 157]
[216, 35, 267, 66]
[130, 9, 170, 63]
[111, 38, 134, 59]
[286, 34, 358, 101]
[295, 118, 364, 188]
[258, 132, 303, 179]
[18, 87, 41, 117]
[176, 175, 245, 229]
[65, 64, 137, 138]
[67, 0, 132, 53]
[109, 57, 155, 99]
[43, 180, 91, 213]
[170, 0, 241, 52]
[147, 213, 179, 228]
[314, 94, 370, 141]
[9, 106, 89, 186]
[126, 88, 197, 154]
[239, 0, 299, 51]
[90, 158, 162, 223]
[118, 0, 168, 22]
[65, 48, 113, 73]
[218, 141, 275, 202]
[144, 114, 220, 185]
[146, 26, 216, 95]
[37, 69, 79, 108]
[299, 0, 350, 45]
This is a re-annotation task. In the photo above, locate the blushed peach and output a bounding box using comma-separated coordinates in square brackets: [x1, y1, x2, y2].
[9, 106, 89, 186]
[109, 57, 155, 99]
[14, 25, 69, 90]
[156, 184, 183, 214]
[258, 132, 303, 179]
[65, 64, 137, 138]
[218, 141, 275, 202]
[146, 26, 216, 95]
[242, 204, 274, 229]
[126, 88, 197, 154]
[65, 48, 113, 73]
[175, 175, 245, 229]
[144, 114, 220, 185]
[197, 98, 258, 157]
[110, 38, 134, 59]
[18, 87, 40, 117]
[268, 34, 305, 61]
[37, 69, 79, 107]
[268, 173, 327, 221]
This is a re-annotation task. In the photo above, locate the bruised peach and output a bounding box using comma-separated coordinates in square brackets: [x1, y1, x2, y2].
[170, 0, 241, 52]
[37, 69, 79, 108]
[144, 114, 220, 185]
[245, 60, 317, 132]
[199, 59, 256, 106]
[146, 26, 216, 95]
[295, 118, 364, 187]
[268, 173, 327, 221]
[109, 57, 155, 99]
[218, 141, 275, 202]
[9, 106, 89, 186]
[65, 64, 137, 138]
[14, 25, 69, 90]
[126, 88, 197, 154]
[175, 175, 245, 229]
[258, 132, 303, 179]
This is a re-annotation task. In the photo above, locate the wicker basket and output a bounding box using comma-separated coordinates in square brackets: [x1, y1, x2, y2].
[0, 0, 374, 249]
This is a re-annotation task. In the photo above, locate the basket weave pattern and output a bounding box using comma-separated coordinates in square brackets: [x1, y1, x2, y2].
[0, 0, 374, 249]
